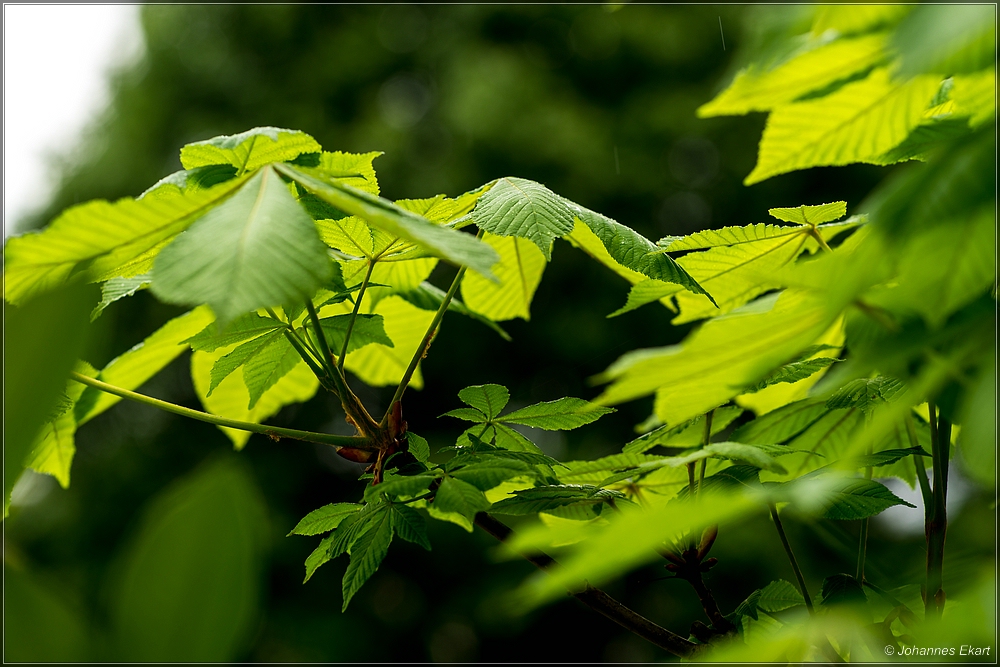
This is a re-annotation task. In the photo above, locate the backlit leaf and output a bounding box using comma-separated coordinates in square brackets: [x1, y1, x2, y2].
[499, 397, 614, 430]
[432, 477, 491, 530]
[151, 166, 332, 325]
[390, 504, 431, 550]
[458, 384, 510, 420]
[341, 510, 393, 611]
[745, 69, 941, 184]
[289, 503, 363, 537]
[768, 201, 846, 225]
[471, 177, 574, 259]
[461, 233, 546, 321]
[179, 127, 321, 173]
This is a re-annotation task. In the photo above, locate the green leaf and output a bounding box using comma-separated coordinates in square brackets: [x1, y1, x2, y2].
[869, 209, 995, 326]
[872, 117, 973, 165]
[318, 313, 393, 352]
[308, 150, 382, 195]
[489, 485, 622, 515]
[730, 398, 829, 446]
[185, 312, 286, 352]
[566, 204, 711, 300]
[289, 503, 363, 537]
[758, 579, 806, 612]
[433, 477, 491, 528]
[406, 432, 431, 465]
[278, 163, 498, 277]
[458, 384, 510, 420]
[893, 5, 996, 77]
[817, 478, 916, 520]
[3, 176, 249, 305]
[76, 306, 215, 424]
[623, 406, 744, 454]
[303, 534, 335, 583]
[597, 290, 839, 428]
[826, 376, 904, 412]
[366, 474, 438, 500]
[208, 329, 288, 396]
[768, 201, 846, 225]
[191, 346, 319, 450]
[698, 33, 889, 117]
[341, 510, 393, 611]
[4, 283, 94, 505]
[812, 5, 911, 36]
[498, 397, 614, 431]
[951, 68, 996, 128]
[452, 459, 532, 491]
[820, 573, 867, 606]
[141, 164, 240, 197]
[25, 363, 94, 488]
[110, 459, 267, 661]
[151, 166, 333, 325]
[461, 232, 546, 321]
[399, 282, 511, 341]
[656, 220, 843, 252]
[470, 177, 574, 259]
[619, 220, 859, 322]
[179, 127, 321, 173]
[91, 274, 150, 320]
[744, 357, 840, 394]
[242, 337, 302, 410]
[745, 68, 941, 185]
[704, 442, 788, 474]
[845, 447, 928, 470]
[390, 504, 431, 550]
[442, 407, 489, 422]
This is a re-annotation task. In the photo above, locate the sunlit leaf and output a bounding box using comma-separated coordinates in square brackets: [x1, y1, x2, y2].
[180, 127, 321, 173]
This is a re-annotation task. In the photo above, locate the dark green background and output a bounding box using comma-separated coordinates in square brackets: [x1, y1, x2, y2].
[6, 6, 990, 662]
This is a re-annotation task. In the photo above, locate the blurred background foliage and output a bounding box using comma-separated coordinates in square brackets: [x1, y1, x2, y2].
[5, 5, 991, 662]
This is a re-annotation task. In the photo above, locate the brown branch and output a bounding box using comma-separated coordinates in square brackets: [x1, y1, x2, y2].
[473, 513, 699, 658]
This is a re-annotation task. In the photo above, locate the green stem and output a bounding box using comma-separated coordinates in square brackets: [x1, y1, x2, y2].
[305, 298, 338, 375]
[698, 409, 714, 497]
[769, 502, 814, 614]
[381, 261, 471, 427]
[68, 372, 373, 450]
[809, 228, 833, 253]
[338, 260, 377, 372]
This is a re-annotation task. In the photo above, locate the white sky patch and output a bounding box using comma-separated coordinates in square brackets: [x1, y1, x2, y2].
[3, 5, 144, 231]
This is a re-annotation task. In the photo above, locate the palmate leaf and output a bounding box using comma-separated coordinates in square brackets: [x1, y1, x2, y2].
[697, 33, 889, 117]
[141, 164, 240, 198]
[743, 356, 840, 394]
[318, 314, 393, 353]
[951, 68, 996, 128]
[499, 398, 614, 431]
[76, 307, 216, 424]
[457, 384, 510, 420]
[288, 503, 363, 537]
[341, 510, 394, 611]
[207, 330, 287, 396]
[615, 219, 859, 321]
[811, 478, 916, 520]
[451, 459, 534, 492]
[811, 5, 911, 36]
[489, 485, 623, 516]
[151, 166, 333, 325]
[185, 313, 286, 352]
[191, 347, 319, 449]
[3, 176, 249, 305]
[277, 163, 498, 278]
[768, 201, 847, 225]
[565, 204, 710, 300]
[179, 127, 321, 173]
[430, 477, 491, 531]
[825, 376, 904, 412]
[597, 290, 840, 428]
[868, 208, 995, 326]
[745, 68, 941, 185]
[91, 274, 150, 321]
[26, 362, 95, 488]
[308, 151, 382, 196]
[241, 337, 302, 410]
[461, 233, 546, 322]
[471, 177, 574, 259]
[390, 504, 431, 551]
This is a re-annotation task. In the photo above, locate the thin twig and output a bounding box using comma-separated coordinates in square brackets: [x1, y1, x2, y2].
[338, 260, 377, 372]
[68, 372, 373, 450]
[769, 502, 814, 613]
